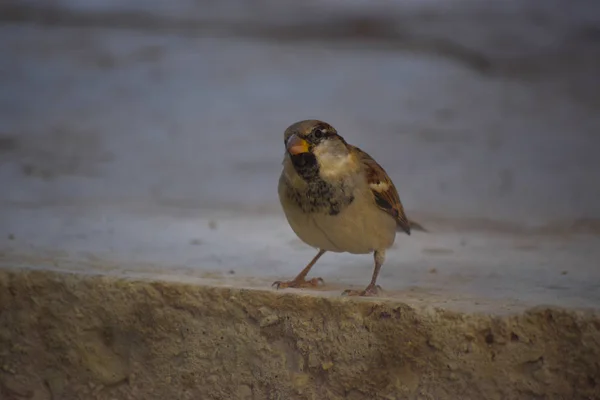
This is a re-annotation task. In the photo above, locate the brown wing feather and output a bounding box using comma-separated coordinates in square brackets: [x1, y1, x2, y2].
[349, 145, 412, 235]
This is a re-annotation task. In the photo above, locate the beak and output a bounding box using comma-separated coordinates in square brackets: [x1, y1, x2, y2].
[286, 134, 309, 155]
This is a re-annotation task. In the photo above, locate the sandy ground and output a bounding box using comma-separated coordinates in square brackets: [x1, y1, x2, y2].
[1, 269, 599, 400]
[2, 207, 600, 314]
[1, 0, 600, 398]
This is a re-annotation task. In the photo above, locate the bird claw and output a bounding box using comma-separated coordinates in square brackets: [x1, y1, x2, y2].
[342, 284, 382, 297]
[272, 277, 324, 290]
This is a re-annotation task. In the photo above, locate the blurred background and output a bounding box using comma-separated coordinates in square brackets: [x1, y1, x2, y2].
[1, 0, 599, 306]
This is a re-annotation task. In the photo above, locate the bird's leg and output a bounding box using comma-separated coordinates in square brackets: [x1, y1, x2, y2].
[343, 250, 385, 296]
[272, 249, 326, 289]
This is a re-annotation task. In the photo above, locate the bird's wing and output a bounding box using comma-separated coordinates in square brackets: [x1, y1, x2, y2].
[349, 145, 412, 235]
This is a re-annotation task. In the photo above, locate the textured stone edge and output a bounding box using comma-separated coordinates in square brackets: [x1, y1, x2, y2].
[0, 267, 599, 400]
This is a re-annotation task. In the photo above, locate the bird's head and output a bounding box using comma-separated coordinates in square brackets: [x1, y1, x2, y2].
[283, 120, 350, 179]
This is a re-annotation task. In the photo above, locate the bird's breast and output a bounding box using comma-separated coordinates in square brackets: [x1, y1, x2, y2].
[278, 172, 397, 254]
[282, 172, 355, 216]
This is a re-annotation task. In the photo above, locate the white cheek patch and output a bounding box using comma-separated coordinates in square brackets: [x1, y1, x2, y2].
[316, 152, 352, 179]
[320, 153, 348, 170]
[369, 181, 389, 192]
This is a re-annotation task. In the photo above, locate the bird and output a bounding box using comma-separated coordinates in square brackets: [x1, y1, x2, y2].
[273, 119, 425, 296]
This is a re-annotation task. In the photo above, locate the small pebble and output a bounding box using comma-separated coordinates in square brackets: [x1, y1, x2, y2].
[321, 361, 334, 370]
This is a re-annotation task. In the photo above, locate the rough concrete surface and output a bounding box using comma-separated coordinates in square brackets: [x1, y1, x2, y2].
[0, 268, 599, 400]
[1, 0, 600, 398]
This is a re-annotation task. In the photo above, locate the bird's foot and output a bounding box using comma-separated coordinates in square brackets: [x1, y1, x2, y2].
[272, 277, 324, 290]
[342, 284, 382, 297]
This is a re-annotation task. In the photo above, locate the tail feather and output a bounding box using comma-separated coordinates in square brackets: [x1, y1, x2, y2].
[404, 219, 428, 233]
[409, 220, 427, 232]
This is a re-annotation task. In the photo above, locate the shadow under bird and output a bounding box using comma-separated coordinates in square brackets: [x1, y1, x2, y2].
[274, 119, 425, 296]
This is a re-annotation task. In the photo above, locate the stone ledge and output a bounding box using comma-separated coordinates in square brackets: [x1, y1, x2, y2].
[0, 268, 599, 400]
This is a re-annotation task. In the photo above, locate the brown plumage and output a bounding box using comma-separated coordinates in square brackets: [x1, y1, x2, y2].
[274, 119, 425, 296]
[348, 144, 412, 235]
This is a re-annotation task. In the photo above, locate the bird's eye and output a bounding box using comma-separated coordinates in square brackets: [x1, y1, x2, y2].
[313, 129, 325, 139]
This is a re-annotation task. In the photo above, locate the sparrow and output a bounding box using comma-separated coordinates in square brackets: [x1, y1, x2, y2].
[273, 119, 425, 296]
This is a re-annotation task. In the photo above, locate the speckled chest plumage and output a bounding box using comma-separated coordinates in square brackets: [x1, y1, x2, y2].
[280, 150, 355, 216]
[282, 176, 355, 216]
[278, 154, 397, 254]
